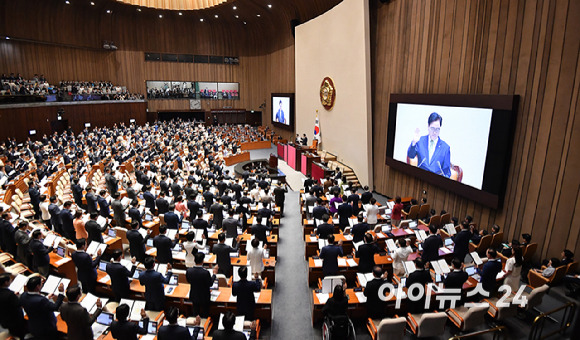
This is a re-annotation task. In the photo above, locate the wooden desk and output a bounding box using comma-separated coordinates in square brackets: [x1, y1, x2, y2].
[301, 153, 320, 176]
[311, 162, 332, 181]
[49, 252, 77, 285]
[307, 254, 393, 286]
[286, 144, 302, 171]
[224, 152, 251, 166]
[240, 140, 271, 151]
[277, 143, 285, 159]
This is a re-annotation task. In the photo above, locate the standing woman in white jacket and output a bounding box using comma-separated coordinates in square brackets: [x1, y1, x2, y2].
[247, 238, 267, 276]
[183, 231, 206, 268]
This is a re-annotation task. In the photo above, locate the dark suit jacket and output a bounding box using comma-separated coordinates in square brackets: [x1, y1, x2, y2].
[139, 269, 172, 311]
[85, 219, 105, 244]
[356, 243, 380, 273]
[112, 200, 127, 225]
[320, 244, 343, 276]
[170, 183, 182, 197]
[127, 229, 149, 262]
[153, 234, 176, 264]
[444, 270, 469, 289]
[422, 234, 443, 262]
[0, 287, 26, 335]
[156, 198, 169, 214]
[252, 223, 272, 243]
[406, 269, 432, 313]
[313, 206, 329, 221]
[107, 261, 136, 299]
[453, 229, 472, 261]
[48, 202, 62, 227]
[60, 208, 74, 236]
[192, 218, 209, 238]
[20, 292, 65, 337]
[351, 223, 370, 243]
[143, 191, 156, 210]
[186, 266, 216, 308]
[97, 196, 111, 218]
[213, 329, 256, 340]
[212, 242, 237, 277]
[316, 223, 335, 239]
[72, 184, 84, 206]
[128, 207, 143, 226]
[60, 301, 101, 340]
[480, 259, 502, 294]
[223, 217, 241, 238]
[157, 324, 191, 340]
[29, 238, 51, 267]
[86, 193, 98, 213]
[337, 203, 354, 228]
[164, 211, 181, 229]
[72, 251, 101, 291]
[407, 135, 451, 177]
[364, 278, 387, 318]
[232, 278, 261, 320]
[210, 203, 224, 228]
[110, 318, 149, 340]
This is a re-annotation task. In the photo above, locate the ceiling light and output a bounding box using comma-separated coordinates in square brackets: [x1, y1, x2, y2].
[106, 9, 112, 14]
[235, 15, 239, 18]
[243, 21, 247, 25]
[137, 8, 141, 12]
[178, 12, 182, 16]
[256, 14, 261, 17]
[90, 1, 94, 5]
[268, 4, 272, 8]
[65, 0, 70, 4]
[233, 6, 237, 10]
[200, 18, 204, 22]
[5, 37, 10, 40]
[214, 14, 218, 18]
[159, 14, 163, 18]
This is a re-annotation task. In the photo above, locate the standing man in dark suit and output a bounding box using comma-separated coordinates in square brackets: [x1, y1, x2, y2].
[153, 225, 178, 264]
[111, 192, 128, 227]
[0, 212, 16, 257]
[97, 190, 111, 218]
[60, 284, 103, 340]
[351, 215, 370, 243]
[210, 197, 225, 229]
[0, 273, 27, 339]
[453, 222, 472, 262]
[356, 233, 381, 273]
[71, 178, 84, 208]
[170, 180, 182, 198]
[421, 225, 443, 263]
[85, 186, 98, 214]
[48, 195, 63, 234]
[212, 311, 257, 340]
[478, 248, 502, 297]
[337, 196, 354, 230]
[157, 306, 191, 340]
[360, 186, 373, 205]
[186, 253, 218, 317]
[364, 266, 388, 319]
[72, 238, 102, 294]
[273, 182, 288, 216]
[143, 186, 156, 211]
[232, 266, 262, 320]
[187, 194, 201, 221]
[20, 276, 65, 340]
[191, 210, 209, 239]
[128, 200, 144, 227]
[156, 192, 170, 215]
[320, 234, 344, 277]
[252, 215, 272, 243]
[105, 168, 118, 195]
[223, 209, 242, 239]
[127, 221, 151, 262]
[85, 212, 107, 244]
[59, 201, 76, 241]
[313, 200, 330, 221]
[29, 229, 53, 276]
[442, 258, 468, 307]
[29, 180, 41, 219]
[139, 257, 173, 311]
[405, 257, 432, 313]
[107, 250, 137, 301]
[212, 232, 238, 277]
[315, 215, 334, 241]
[163, 204, 181, 229]
[202, 189, 215, 212]
[110, 304, 149, 340]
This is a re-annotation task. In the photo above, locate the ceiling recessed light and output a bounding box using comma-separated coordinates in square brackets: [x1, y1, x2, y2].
[256, 14, 261, 17]
[106, 9, 112, 14]
[137, 8, 141, 12]
[200, 18, 204, 22]
[65, 0, 70, 4]
[268, 4, 272, 8]
[90, 1, 94, 5]
[214, 14, 218, 18]
[233, 6, 237, 10]
[159, 14, 163, 18]
[178, 12, 182, 15]
[5, 37, 10, 40]
[235, 15, 239, 18]
[243, 21, 247, 25]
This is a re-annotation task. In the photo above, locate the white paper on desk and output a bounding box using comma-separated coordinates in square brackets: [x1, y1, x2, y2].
[313, 259, 323, 267]
[308, 206, 314, 213]
[305, 219, 314, 225]
[337, 258, 347, 267]
[343, 234, 353, 241]
[157, 264, 168, 275]
[80, 292, 99, 311]
[353, 241, 364, 251]
[229, 294, 237, 302]
[9, 274, 27, 293]
[346, 259, 357, 267]
[204, 254, 216, 263]
[121, 197, 131, 207]
[376, 232, 387, 239]
[86, 241, 99, 255]
[53, 236, 63, 248]
[316, 293, 330, 304]
[99, 274, 111, 284]
[309, 236, 317, 242]
[225, 238, 234, 247]
[315, 219, 323, 226]
[405, 229, 414, 235]
[166, 229, 178, 239]
[173, 252, 186, 261]
[145, 248, 156, 255]
[348, 218, 356, 228]
[355, 292, 367, 303]
[96, 216, 107, 228]
[55, 257, 70, 266]
[253, 292, 261, 302]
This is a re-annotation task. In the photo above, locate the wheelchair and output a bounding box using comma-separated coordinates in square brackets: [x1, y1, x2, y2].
[322, 315, 356, 340]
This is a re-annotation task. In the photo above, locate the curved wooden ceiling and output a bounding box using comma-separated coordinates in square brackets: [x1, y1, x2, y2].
[116, 0, 230, 11]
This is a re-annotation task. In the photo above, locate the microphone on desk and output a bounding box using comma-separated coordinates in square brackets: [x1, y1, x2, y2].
[417, 157, 427, 168]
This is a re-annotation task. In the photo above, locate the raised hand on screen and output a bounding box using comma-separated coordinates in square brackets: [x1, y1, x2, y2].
[412, 128, 421, 145]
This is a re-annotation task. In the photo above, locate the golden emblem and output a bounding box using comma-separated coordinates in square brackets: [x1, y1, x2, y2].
[320, 77, 335, 110]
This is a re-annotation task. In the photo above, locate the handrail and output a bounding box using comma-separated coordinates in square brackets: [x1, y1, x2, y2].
[448, 326, 507, 340]
[529, 301, 576, 340]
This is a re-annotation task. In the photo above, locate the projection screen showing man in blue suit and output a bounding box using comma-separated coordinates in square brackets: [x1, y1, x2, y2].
[407, 112, 451, 177]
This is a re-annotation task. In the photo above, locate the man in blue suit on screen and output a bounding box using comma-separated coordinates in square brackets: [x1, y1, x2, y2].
[407, 112, 451, 177]
[274, 100, 286, 124]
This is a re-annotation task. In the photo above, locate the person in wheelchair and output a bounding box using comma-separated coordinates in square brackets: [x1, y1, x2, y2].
[322, 283, 355, 339]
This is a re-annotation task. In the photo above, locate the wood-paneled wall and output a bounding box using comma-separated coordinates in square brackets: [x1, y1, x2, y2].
[0, 101, 147, 141]
[370, 0, 580, 261]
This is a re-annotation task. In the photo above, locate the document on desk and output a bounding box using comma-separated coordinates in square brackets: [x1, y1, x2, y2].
[204, 254, 216, 263]
[309, 236, 317, 242]
[439, 247, 452, 255]
[41, 275, 70, 295]
[210, 290, 221, 302]
[145, 247, 156, 255]
[343, 234, 353, 241]
[229, 294, 237, 302]
[355, 292, 367, 303]
[99, 274, 111, 284]
[438, 259, 451, 273]
[253, 292, 261, 302]
[346, 259, 357, 267]
[316, 293, 330, 304]
[130, 300, 146, 320]
[55, 257, 71, 266]
[337, 258, 347, 267]
[313, 259, 323, 267]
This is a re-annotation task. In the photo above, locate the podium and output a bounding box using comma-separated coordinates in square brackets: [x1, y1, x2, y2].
[301, 153, 321, 176]
[287, 144, 302, 171]
[277, 143, 285, 159]
[312, 162, 332, 181]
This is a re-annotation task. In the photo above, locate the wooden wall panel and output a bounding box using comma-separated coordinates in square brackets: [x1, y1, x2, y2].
[370, 0, 580, 261]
